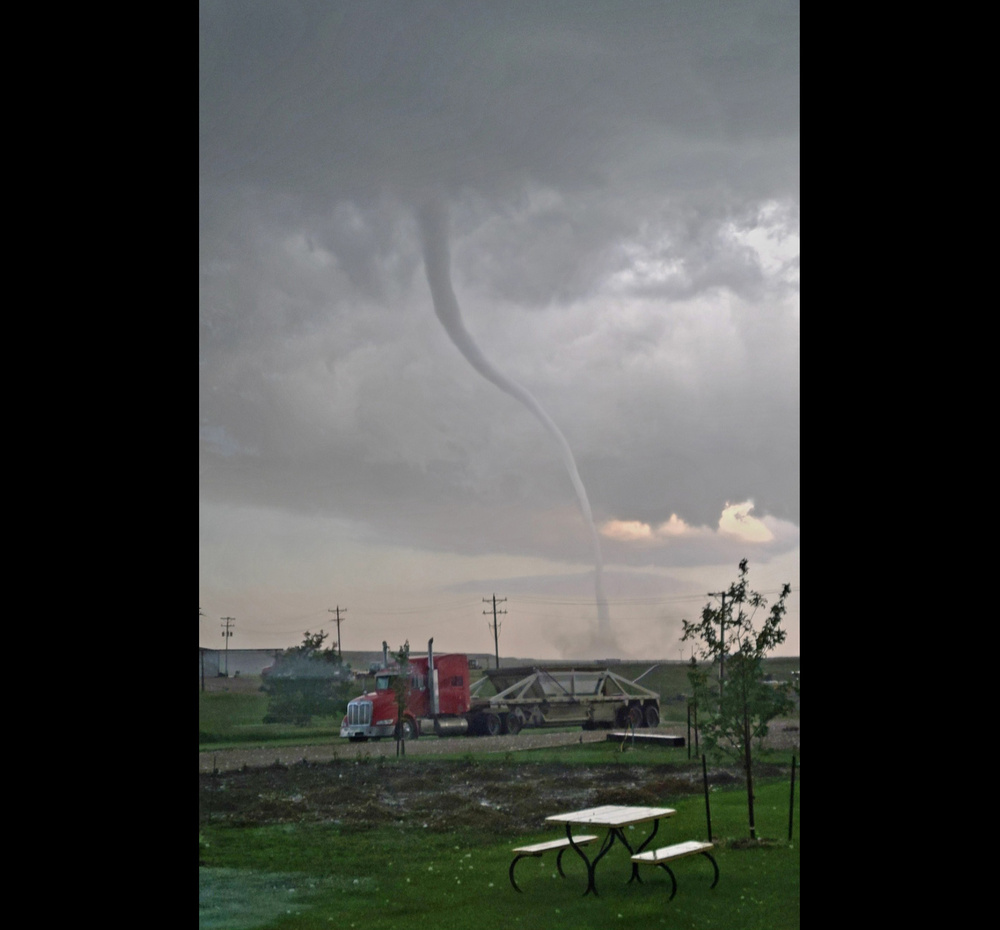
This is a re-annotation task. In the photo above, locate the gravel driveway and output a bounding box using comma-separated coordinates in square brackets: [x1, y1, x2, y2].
[199, 719, 799, 774]
[200, 727, 612, 773]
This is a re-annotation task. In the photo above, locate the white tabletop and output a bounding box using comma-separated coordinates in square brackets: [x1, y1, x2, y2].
[545, 805, 677, 828]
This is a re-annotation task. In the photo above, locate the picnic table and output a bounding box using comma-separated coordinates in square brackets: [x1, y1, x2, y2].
[544, 804, 677, 895]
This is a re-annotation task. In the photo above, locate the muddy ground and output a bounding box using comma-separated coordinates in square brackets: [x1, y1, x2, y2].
[199, 714, 799, 836]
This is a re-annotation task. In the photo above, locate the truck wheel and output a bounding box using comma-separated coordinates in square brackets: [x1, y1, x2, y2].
[644, 704, 660, 728]
[614, 706, 629, 728]
[484, 713, 502, 737]
[400, 718, 418, 740]
[627, 705, 643, 729]
[506, 714, 523, 735]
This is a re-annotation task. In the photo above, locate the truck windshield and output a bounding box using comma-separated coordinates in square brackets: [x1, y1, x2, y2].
[376, 673, 394, 691]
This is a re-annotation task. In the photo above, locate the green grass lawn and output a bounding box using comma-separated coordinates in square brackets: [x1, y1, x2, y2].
[200, 771, 799, 930]
[199, 690, 343, 748]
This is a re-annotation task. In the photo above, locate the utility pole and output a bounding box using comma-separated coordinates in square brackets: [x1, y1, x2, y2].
[707, 591, 727, 702]
[483, 595, 506, 669]
[220, 617, 235, 677]
[199, 608, 206, 692]
[328, 606, 346, 657]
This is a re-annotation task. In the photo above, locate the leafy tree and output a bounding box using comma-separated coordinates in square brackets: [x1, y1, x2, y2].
[681, 559, 794, 840]
[260, 630, 355, 725]
[291, 630, 337, 659]
[390, 641, 411, 756]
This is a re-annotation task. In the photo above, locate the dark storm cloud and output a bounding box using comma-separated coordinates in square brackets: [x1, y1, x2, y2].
[200, 2, 799, 656]
[200, 1, 798, 201]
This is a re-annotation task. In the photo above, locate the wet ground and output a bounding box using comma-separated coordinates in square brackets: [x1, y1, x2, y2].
[198, 721, 799, 835]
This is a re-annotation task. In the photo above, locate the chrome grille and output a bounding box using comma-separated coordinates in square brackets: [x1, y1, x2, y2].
[346, 700, 372, 726]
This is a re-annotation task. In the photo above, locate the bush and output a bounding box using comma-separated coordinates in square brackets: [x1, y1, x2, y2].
[259, 640, 355, 725]
[262, 679, 353, 724]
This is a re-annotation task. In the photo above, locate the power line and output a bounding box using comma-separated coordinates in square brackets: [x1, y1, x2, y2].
[199, 608, 207, 692]
[707, 592, 728, 702]
[209, 586, 799, 651]
[220, 617, 235, 677]
[483, 595, 506, 669]
[511, 588, 798, 606]
[328, 606, 347, 657]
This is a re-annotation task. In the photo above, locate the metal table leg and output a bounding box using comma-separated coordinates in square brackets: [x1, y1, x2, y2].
[564, 825, 609, 896]
[627, 818, 662, 884]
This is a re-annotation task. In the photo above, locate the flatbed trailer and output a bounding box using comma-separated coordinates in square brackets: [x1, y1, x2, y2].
[466, 664, 661, 735]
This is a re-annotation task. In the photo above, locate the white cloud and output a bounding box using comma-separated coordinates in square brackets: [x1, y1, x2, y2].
[602, 502, 777, 547]
[601, 520, 656, 542]
[718, 500, 774, 543]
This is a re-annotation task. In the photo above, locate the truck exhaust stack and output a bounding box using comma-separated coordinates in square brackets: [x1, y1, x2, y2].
[428, 638, 439, 717]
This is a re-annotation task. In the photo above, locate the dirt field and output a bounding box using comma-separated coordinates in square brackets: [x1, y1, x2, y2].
[199, 737, 798, 839]
[199, 734, 799, 837]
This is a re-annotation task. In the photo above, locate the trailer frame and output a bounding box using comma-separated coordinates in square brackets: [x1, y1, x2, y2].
[466, 664, 661, 734]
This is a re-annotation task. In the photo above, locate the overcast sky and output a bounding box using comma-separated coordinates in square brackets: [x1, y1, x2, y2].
[199, 1, 800, 662]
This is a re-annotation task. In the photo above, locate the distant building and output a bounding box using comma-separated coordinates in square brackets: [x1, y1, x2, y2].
[199, 647, 282, 679]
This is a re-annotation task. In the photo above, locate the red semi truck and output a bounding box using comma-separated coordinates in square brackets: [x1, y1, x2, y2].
[339, 638, 661, 741]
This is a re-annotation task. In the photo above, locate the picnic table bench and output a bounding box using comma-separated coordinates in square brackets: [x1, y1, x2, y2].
[508, 835, 598, 892]
[630, 840, 719, 900]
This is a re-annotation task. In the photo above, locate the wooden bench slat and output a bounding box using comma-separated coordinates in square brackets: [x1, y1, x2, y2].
[512, 835, 598, 855]
[631, 840, 714, 864]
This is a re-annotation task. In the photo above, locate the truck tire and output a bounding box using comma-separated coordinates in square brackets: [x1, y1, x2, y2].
[627, 705, 643, 729]
[400, 718, 418, 740]
[484, 713, 502, 737]
[506, 713, 523, 735]
[614, 705, 630, 728]
[644, 704, 660, 728]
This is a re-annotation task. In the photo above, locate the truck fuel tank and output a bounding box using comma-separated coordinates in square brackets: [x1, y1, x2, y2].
[419, 716, 469, 736]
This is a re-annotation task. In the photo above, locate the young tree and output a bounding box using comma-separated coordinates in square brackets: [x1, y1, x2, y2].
[681, 559, 794, 840]
[390, 641, 411, 757]
[685, 655, 711, 756]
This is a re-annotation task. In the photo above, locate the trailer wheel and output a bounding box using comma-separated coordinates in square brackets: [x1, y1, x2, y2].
[644, 704, 660, 728]
[506, 713, 523, 735]
[628, 705, 643, 729]
[614, 705, 630, 728]
[484, 713, 502, 737]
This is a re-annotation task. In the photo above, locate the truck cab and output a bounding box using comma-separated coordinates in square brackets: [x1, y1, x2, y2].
[340, 651, 472, 740]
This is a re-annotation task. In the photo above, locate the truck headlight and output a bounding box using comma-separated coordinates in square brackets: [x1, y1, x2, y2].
[375, 718, 394, 726]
